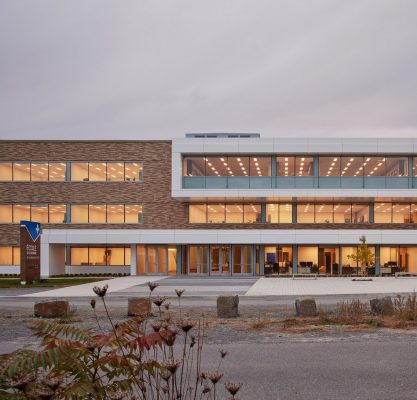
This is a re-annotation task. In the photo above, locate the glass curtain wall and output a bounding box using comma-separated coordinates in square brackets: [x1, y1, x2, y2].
[136, 245, 177, 275]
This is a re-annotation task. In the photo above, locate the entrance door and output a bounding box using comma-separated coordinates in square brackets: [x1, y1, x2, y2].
[221, 246, 231, 275]
[188, 245, 209, 274]
[232, 245, 253, 274]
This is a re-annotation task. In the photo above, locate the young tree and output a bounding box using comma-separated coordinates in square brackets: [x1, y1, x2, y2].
[347, 236, 375, 275]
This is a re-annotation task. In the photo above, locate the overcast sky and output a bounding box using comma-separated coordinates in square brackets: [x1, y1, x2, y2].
[1, 1, 417, 140]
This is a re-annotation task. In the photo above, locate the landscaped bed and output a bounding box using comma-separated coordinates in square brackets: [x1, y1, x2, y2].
[0, 277, 110, 288]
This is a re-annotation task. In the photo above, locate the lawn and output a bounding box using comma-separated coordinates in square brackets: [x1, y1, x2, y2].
[0, 277, 110, 288]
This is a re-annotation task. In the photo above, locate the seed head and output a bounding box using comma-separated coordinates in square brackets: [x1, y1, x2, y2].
[175, 289, 185, 298]
[90, 299, 96, 309]
[225, 382, 241, 396]
[219, 349, 229, 359]
[164, 302, 170, 310]
[147, 281, 159, 292]
[179, 320, 195, 333]
[202, 384, 211, 394]
[93, 284, 108, 297]
[152, 296, 167, 307]
[206, 371, 224, 385]
[163, 359, 181, 374]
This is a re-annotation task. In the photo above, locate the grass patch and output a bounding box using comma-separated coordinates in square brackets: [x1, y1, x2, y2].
[0, 277, 109, 288]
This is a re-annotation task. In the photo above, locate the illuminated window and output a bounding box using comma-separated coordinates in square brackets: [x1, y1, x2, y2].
[71, 205, 89, 223]
[31, 162, 49, 181]
[189, 204, 207, 223]
[125, 162, 143, 181]
[30, 205, 49, 223]
[244, 204, 261, 223]
[267, 204, 278, 223]
[49, 162, 66, 181]
[0, 205, 13, 223]
[277, 156, 295, 176]
[0, 163, 12, 181]
[107, 162, 124, 181]
[364, 157, 385, 177]
[89, 205, 106, 223]
[392, 204, 411, 223]
[88, 162, 107, 181]
[49, 204, 67, 223]
[315, 204, 333, 223]
[13, 162, 30, 181]
[227, 157, 249, 177]
[183, 157, 205, 176]
[374, 203, 392, 223]
[208, 204, 226, 223]
[71, 162, 89, 181]
[249, 157, 271, 177]
[341, 157, 364, 177]
[319, 157, 340, 177]
[107, 205, 125, 223]
[296, 157, 313, 176]
[13, 204, 30, 223]
[0, 247, 19, 265]
[297, 204, 314, 223]
[385, 157, 408, 177]
[125, 205, 143, 223]
[279, 203, 292, 223]
[334, 204, 352, 223]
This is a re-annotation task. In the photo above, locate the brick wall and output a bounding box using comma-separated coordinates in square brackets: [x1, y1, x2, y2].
[1, 140, 416, 246]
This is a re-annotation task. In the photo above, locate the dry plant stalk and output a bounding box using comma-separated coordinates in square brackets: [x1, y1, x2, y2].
[336, 299, 367, 325]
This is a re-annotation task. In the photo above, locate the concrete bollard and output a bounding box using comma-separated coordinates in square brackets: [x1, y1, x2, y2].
[34, 300, 70, 318]
[128, 297, 151, 316]
[217, 295, 239, 318]
[295, 297, 317, 317]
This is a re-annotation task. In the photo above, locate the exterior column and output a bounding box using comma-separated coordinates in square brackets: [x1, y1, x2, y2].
[130, 244, 137, 276]
[375, 245, 380, 276]
[408, 157, 413, 188]
[259, 245, 264, 275]
[293, 245, 298, 274]
[40, 242, 50, 278]
[313, 156, 319, 188]
[292, 202, 297, 223]
[369, 203, 375, 224]
[176, 245, 183, 275]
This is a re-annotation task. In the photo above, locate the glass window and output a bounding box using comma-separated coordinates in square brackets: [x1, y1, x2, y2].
[374, 203, 392, 223]
[183, 157, 205, 176]
[168, 246, 177, 275]
[315, 204, 333, 223]
[352, 204, 369, 223]
[89, 204, 106, 223]
[125, 162, 143, 181]
[13, 162, 30, 181]
[13, 204, 30, 223]
[31, 162, 49, 181]
[158, 246, 167, 273]
[296, 157, 314, 176]
[189, 204, 207, 223]
[250, 157, 271, 176]
[88, 162, 107, 181]
[385, 157, 408, 177]
[107, 205, 125, 223]
[227, 156, 249, 177]
[89, 247, 107, 265]
[49, 162, 66, 181]
[341, 156, 364, 177]
[225, 204, 243, 223]
[205, 157, 228, 177]
[0, 205, 13, 223]
[147, 246, 156, 273]
[334, 204, 352, 223]
[30, 205, 49, 223]
[0, 247, 13, 265]
[297, 204, 314, 223]
[71, 205, 89, 223]
[392, 204, 411, 223]
[364, 157, 385, 176]
[107, 162, 124, 181]
[137, 245, 146, 274]
[298, 246, 318, 273]
[279, 203, 292, 223]
[244, 204, 261, 223]
[319, 157, 340, 176]
[413, 158, 417, 176]
[13, 247, 20, 265]
[411, 204, 417, 223]
[208, 204, 226, 223]
[125, 205, 142, 223]
[277, 156, 294, 176]
[0, 162, 12, 181]
[71, 247, 89, 265]
[125, 247, 131, 266]
[71, 162, 89, 181]
[267, 204, 278, 223]
[49, 204, 67, 223]
[108, 247, 125, 265]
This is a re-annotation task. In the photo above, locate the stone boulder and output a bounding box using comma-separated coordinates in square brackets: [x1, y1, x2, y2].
[34, 300, 70, 318]
[128, 297, 151, 316]
[295, 297, 317, 317]
[370, 297, 394, 316]
[217, 295, 239, 318]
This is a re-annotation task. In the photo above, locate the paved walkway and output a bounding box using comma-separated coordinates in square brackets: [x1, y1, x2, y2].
[245, 276, 417, 296]
[20, 276, 167, 298]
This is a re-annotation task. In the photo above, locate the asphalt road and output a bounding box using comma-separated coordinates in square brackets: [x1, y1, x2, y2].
[203, 341, 417, 400]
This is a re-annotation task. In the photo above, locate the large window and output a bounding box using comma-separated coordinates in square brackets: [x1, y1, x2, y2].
[71, 161, 143, 182]
[0, 246, 20, 265]
[69, 246, 130, 266]
[277, 156, 313, 176]
[70, 204, 142, 223]
[189, 204, 263, 223]
[0, 204, 67, 224]
[266, 203, 292, 223]
[296, 203, 369, 223]
[375, 203, 412, 223]
[0, 162, 66, 181]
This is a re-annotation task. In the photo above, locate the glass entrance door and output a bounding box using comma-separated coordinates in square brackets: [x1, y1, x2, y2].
[221, 246, 231, 274]
[188, 245, 209, 274]
[232, 245, 253, 274]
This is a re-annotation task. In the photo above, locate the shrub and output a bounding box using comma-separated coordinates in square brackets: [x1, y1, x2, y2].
[336, 299, 367, 324]
[393, 293, 417, 321]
